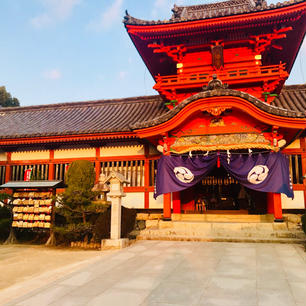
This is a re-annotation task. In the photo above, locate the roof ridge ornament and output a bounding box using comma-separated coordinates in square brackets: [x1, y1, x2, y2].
[202, 75, 228, 91]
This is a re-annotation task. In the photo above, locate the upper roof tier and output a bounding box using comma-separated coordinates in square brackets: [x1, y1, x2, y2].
[124, 0, 306, 81]
[124, 0, 305, 25]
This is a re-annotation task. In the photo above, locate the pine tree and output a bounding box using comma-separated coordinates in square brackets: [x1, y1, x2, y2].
[0, 86, 20, 107]
[58, 160, 96, 224]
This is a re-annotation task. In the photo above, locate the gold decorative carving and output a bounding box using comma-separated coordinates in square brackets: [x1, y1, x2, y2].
[210, 118, 225, 127]
[206, 106, 231, 116]
[170, 133, 278, 154]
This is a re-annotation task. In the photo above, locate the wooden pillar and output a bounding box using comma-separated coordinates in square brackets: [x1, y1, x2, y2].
[144, 192, 150, 209]
[163, 193, 171, 220]
[144, 145, 150, 209]
[172, 191, 181, 214]
[95, 147, 101, 183]
[48, 164, 55, 180]
[5, 152, 11, 183]
[267, 192, 283, 222]
[300, 138, 306, 208]
[48, 150, 54, 180]
[95, 161, 101, 183]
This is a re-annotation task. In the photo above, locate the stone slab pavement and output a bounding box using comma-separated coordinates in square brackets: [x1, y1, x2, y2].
[2, 241, 306, 306]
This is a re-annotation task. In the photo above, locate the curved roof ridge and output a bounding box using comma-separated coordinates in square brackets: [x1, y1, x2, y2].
[130, 89, 305, 130]
[283, 84, 306, 91]
[124, 0, 305, 25]
[272, 84, 306, 111]
[171, 0, 256, 16]
[0, 95, 162, 113]
[0, 95, 167, 139]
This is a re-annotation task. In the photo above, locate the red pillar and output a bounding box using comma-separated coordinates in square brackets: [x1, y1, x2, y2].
[144, 158, 150, 209]
[95, 147, 101, 183]
[163, 193, 171, 220]
[48, 164, 55, 180]
[95, 161, 101, 183]
[48, 149, 54, 180]
[267, 192, 283, 222]
[300, 138, 306, 209]
[172, 191, 181, 214]
[5, 152, 11, 182]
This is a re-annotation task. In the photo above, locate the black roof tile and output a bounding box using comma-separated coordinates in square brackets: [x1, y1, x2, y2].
[124, 0, 305, 25]
[272, 84, 306, 113]
[0, 96, 167, 139]
[131, 88, 306, 130]
[0, 85, 305, 140]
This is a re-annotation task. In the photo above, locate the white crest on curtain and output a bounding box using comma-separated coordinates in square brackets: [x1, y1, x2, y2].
[174, 167, 194, 183]
[247, 165, 269, 184]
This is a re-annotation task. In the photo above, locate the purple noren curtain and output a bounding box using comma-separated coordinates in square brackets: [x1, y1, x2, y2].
[154, 152, 293, 199]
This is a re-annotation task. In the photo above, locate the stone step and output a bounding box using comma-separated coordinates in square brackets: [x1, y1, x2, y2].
[138, 220, 306, 243]
[137, 234, 305, 244]
[172, 213, 274, 223]
[141, 228, 304, 239]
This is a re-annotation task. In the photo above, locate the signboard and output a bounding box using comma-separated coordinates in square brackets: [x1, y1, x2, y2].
[24, 168, 32, 181]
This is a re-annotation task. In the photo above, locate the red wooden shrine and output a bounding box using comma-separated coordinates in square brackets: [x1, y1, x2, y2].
[125, 0, 306, 106]
[124, 0, 306, 219]
[0, 0, 306, 221]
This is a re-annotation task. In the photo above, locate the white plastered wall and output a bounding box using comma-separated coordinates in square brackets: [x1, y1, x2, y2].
[281, 191, 305, 209]
[149, 192, 163, 209]
[11, 150, 49, 161]
[286, 139, 300, 149]
[149, 192, 173, 209]
[0, 151, 7, 161]
[100, 145, 144, 157]
[54, 148, 96, 159]
[122, 192, 144, 209]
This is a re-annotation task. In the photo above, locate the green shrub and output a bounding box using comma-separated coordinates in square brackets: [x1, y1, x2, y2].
[0, 218, 11, 241]
[53, 223, 94, 245]
[0, 205, 11, 219]
[0, 206, 11, 241]
[302, 214, 306, 234]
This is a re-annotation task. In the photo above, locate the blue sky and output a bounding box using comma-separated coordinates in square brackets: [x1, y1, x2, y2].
[0, 0, 305, 106]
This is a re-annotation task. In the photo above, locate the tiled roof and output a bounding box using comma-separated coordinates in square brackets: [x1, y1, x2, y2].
[0, 85, 305, 140]
[0, 96, 167, 139]
[131, 88, 306, 130]
[124, 0, 305, 25]
[271, 84, 306, 113]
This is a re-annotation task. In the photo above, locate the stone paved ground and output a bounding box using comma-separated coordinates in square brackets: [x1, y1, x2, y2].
[1, 241, 306, 306]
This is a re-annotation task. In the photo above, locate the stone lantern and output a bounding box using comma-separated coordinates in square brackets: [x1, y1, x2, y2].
[92, 173, 111, 205]
[100, 171, 130, 249]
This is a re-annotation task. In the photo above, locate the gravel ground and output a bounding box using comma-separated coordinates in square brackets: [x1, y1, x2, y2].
[1, 241, 306, 306]
[0, 244, 108, 305]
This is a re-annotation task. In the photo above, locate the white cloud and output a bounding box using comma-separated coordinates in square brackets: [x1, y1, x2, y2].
[118, 71, 127, 80]
[31, 0, 81, 28]
[301, 39, 306, 52]
[43, 68, 62, 80]
[87, 0, 123, 31]
[151, 0, 186, 18]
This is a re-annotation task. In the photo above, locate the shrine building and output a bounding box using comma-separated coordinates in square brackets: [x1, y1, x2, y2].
[0, 0, 306, 222]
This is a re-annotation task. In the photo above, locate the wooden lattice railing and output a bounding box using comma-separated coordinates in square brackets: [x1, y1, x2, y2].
[154, 63, 288, 90]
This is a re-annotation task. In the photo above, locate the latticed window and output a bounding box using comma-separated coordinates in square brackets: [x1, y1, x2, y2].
[149, 159, 158, 187]
[0, 166, 5, 185]
[288, 154, 303, 184]
[11, 164, 49, 181]
[54, 163, 70, 181]
[100, 160, 145, 187]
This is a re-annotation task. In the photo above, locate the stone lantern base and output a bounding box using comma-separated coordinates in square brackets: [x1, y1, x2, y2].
[101, 238, 129, 250]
